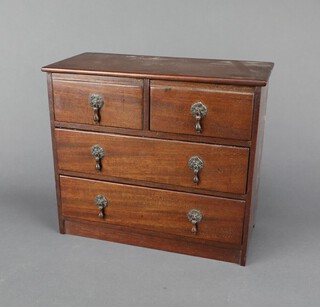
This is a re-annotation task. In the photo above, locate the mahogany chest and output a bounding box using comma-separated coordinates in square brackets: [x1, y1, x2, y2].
[42, 53, 273, 265]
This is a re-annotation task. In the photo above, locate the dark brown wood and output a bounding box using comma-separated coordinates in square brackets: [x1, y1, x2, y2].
[60, 176, 245, 245]
[240, 86, 268, 266]
[150, 80, 254, 140]
[143, 79, 150, 130]
[55, 129, 249, 194]
[58, 170, 247, 200]
[52, 74, 143, 129]
[54, 121, 252, 148]
[47, 73, 65, 234]
[250, 86, 268, 228]
[42, 53, 274, 86]
[64, 219, 241, 264]
[43, 53, 273, 266]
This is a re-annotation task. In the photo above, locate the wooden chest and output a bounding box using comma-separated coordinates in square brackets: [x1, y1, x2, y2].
[42, 53, 273, 265]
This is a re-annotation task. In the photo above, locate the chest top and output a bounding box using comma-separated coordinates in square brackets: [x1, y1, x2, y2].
[42, 52, 273, 86]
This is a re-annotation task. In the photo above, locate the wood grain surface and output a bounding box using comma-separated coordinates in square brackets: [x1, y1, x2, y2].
[42, 52, 274, 86]
[60, 176, 245, 245]
[64, 219, 242, 264]
[55, 129, 249, 194]
[150, 80, 254, 140]
[52, 74, 143, 129]
[240, 86, 269, 265]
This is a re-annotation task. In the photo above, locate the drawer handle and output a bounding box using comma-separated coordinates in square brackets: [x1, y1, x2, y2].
[187, 209, 203, 234]
[188, 156, 204, 184]
[95, 194, 108, 218]
[91, 144, 105, 171]
[89, 94, 104, 123]
[191, 102, 207, 133]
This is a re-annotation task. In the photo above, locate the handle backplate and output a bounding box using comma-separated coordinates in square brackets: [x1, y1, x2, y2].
[89, 94, 104, 123]
[191, 102, 207, 133]
[188, 156, 204, 184]
[187, 209, 203, 234]
[95, 194, 108, 218]
[91, 144, 105, 171]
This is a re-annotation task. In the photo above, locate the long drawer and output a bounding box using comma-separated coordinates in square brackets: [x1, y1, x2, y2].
[60, 176, 245, 245]
[55, 129, 249, 194]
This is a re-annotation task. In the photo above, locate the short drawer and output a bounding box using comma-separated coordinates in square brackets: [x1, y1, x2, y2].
[55, 129, 249, 194]
[52, 74, 143, 129]
[60, 176, 245, 245]
[150, 80, 254, 140]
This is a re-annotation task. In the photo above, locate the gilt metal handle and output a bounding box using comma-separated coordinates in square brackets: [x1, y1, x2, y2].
[191, 102, 207, 133]
[188, 156, 204, 184]
[89, 94, 104, 123]
[95, 194, 108, 218]
[187, 209, 203, 234]
[91, 144, 104, 171]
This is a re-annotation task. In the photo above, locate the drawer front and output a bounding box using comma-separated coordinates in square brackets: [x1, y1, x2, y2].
[52, 74, 143, 129]
[60, 176, 245, 245]
[56, 129, 249, 194]
[150, 80, 254, 140]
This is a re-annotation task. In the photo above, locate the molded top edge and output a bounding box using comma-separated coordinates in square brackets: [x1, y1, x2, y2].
[42, 52, 274, 86]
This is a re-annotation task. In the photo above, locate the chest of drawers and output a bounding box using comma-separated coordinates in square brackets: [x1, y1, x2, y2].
[42, 53, 273, 265]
